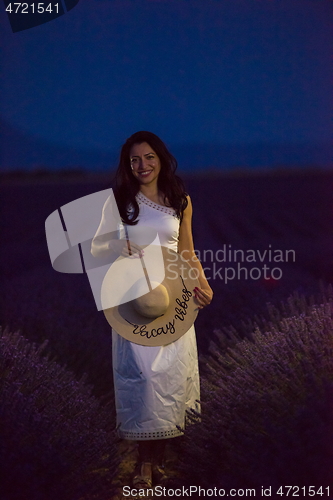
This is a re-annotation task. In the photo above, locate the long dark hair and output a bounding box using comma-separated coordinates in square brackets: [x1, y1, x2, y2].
[113, 131, 188, 225]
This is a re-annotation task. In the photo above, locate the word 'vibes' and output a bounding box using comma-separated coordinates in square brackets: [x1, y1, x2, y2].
[127, 275, 193, 339]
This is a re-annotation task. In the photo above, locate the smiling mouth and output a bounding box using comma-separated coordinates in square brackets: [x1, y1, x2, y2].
[138, 170, 153, 177]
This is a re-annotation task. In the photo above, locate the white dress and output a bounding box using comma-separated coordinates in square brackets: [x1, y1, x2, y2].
[112, 191, 200, 440]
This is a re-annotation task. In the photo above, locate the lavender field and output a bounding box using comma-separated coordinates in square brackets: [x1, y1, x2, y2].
[1, 170, 333, 498]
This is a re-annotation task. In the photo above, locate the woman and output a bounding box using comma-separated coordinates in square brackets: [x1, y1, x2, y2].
[94, 131, 213, 488]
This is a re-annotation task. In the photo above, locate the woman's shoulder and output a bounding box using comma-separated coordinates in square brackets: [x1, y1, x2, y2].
[184, 193, 192, 209]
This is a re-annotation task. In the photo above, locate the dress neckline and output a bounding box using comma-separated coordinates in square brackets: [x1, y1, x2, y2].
[136, 191, 176, 216]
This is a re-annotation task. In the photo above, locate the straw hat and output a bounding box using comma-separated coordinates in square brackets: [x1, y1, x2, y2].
[102, 245, 200, 346]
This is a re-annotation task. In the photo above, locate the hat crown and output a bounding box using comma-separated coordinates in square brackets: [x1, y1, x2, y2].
[133, 281, 169, 318]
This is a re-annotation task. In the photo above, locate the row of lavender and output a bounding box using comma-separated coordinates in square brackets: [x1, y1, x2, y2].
[176, 287, 333, 497]
[0, 329, 119, 500]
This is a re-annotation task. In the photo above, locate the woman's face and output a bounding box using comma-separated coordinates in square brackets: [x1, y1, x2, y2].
[129, 142, 161, 186]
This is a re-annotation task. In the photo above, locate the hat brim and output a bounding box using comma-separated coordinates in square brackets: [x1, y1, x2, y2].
[103, 246, 200, 346]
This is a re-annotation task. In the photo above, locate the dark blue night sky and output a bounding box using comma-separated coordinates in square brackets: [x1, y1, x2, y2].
[1, 0, 332, 171]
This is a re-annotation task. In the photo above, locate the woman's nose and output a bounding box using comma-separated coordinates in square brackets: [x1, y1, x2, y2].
[141, 157, 149, 168]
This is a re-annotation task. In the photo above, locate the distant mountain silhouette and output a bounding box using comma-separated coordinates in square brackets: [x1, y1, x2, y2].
[0, 117, 118, 171]
[172, 142, 332, 171]
[0, 117, 331, 172]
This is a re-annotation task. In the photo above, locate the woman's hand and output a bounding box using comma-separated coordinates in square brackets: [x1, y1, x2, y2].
[92, 234, 144, 260]
[123, 240, 144, 259]
[193, 286, 213, 310]
[107, 239, 144, 259]
[116, 240, 144, 258]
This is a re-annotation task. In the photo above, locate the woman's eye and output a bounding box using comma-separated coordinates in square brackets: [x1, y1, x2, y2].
[147, 155, 154, 159]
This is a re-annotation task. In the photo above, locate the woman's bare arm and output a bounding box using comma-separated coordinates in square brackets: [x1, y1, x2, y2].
[178, 195, 213, 309]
